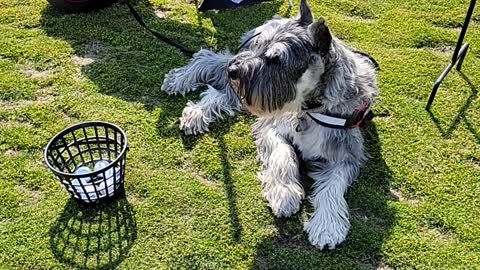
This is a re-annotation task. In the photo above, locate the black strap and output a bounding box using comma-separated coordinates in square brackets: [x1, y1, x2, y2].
[125, 2, 195, 57]
[352, 50, 380, 71]
[235, 32, 262, 54]
[363, 110, 375, 122]
[360, 110, 375, 128]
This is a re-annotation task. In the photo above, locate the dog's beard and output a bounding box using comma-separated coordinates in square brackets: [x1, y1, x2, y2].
[229, 64, 304, 117]
[231, 77, 300, 117]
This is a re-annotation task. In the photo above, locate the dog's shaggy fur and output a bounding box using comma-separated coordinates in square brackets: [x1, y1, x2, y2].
[162, 0, 378, 249]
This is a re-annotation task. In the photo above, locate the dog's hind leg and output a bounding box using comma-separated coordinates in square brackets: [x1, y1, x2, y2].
[162, 49, 232, 96]
[180, 85, 241, 135]
[304, 159, 360, 249]
[252, 120, 304, 217]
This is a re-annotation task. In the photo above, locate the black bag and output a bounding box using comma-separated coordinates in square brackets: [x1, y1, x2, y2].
[47, 0, 272, 12]
[46, 0, 116, 12]
[198, 0, 272, 11]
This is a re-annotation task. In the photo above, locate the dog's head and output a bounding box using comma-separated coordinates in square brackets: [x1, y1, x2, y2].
[227, 0, 332, 117]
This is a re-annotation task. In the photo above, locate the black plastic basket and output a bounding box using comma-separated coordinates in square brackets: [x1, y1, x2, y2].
[44, 122, 128, 203]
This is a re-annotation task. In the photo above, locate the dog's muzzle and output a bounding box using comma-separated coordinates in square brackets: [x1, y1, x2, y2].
[227, 62, 243, 99]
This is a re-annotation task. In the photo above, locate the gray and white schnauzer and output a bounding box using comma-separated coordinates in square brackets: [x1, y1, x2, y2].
[162, 0, 379, 249]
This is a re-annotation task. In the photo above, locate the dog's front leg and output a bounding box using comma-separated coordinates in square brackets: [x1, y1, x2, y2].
[304, 159, 360, 249]
[180, 85, 241, 135]
[254, 122, 304, 217]
[162, 49, 232, 96]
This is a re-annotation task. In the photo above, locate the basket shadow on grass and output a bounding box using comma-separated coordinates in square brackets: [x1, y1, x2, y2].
[49, 189, 137, 270]
[252, 123, 396, 269]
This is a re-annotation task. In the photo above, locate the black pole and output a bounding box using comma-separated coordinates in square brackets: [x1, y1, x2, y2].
[426, 0, 477, 110]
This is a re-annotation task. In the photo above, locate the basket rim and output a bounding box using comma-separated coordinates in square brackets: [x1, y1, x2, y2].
[44, 121, 128, 178]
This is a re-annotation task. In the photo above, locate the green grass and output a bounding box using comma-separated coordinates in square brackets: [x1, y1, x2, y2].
[1, 0, 479, 269]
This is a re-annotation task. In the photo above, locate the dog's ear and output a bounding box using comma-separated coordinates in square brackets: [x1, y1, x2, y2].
[298, 0, 313, 25]
[310, 17, 332, 56]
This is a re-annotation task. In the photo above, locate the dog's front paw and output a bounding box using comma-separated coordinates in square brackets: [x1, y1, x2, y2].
[161, 68, 200, 96]
[161, 68, 184, 95]
[180, 101, 209, 135]
[304, 208, 350, 250]
[258, 172, 304, 218]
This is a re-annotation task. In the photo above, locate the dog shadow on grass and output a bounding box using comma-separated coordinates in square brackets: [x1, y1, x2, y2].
[252, 123, 397, 269]
[49, 189, 137, 270]
[427, 71, 479, 144]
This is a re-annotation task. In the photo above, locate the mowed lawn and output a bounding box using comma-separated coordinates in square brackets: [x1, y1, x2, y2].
[1, 0, 479, 269]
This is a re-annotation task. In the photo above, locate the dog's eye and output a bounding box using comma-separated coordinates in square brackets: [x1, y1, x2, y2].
[265, 55, 280, 65]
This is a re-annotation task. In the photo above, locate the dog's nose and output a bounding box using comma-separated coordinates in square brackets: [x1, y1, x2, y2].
[227, 65, 239, 80]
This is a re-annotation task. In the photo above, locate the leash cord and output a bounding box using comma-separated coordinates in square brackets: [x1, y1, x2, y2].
[125, 1, 380, 72]
[235, 32, 262, 54]
[125, 0, 261, 57]
[352, 49, 380, 70]
[125, 2, 195, 57]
